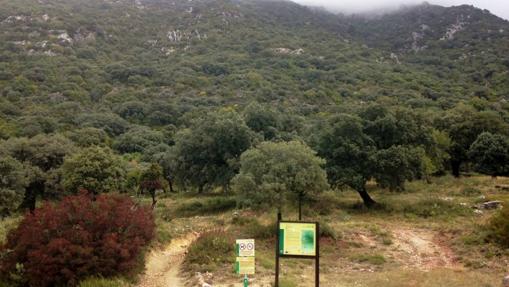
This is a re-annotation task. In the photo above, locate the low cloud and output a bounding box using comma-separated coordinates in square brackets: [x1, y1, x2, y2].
[292, 0, 509, 20]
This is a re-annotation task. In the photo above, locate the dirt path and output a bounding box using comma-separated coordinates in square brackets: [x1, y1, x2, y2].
[137, 232, 200, 287]
[390, 228, 461, 270]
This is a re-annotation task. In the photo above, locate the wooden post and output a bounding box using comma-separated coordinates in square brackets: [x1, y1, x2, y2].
[275, 212, 281, 287]
[298, 193, 302, 221]
[315, 222, 320, 287]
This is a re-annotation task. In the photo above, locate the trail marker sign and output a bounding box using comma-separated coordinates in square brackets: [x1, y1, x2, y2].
[236, 239, 255, 257]
[235, 256, 255, 275]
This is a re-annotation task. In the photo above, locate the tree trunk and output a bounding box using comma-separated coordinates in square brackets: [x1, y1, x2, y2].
[356, 186, 376, 208]
[150, 189, 157, 209]
[168, 178, 175, 193]
[451, 160, 461, 178]
[20, 180, 44, 213]
[298, 193, 302, 221]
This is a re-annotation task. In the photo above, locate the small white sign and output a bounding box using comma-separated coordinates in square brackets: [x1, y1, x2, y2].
[236, 239, 255, 257]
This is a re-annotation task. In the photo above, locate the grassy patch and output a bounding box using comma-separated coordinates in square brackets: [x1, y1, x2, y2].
[174, 197, 237, 218]
[279, 278, 298, 287]
[460, 187, 482, 196]
[368, 225, 393, 245]
[400, 198, 470, 219]
[78, 277, 128, 287]
[351, 254, 386, 265]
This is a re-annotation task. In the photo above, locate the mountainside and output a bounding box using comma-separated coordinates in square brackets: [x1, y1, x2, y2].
[349, 3, 509, 100]
[0, 0, 508, 138]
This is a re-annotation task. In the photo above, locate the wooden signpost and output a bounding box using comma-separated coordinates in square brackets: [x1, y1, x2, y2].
[275, 213, 320, 287]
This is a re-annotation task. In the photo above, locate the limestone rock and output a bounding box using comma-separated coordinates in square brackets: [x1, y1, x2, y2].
[482, 201, 502, 210]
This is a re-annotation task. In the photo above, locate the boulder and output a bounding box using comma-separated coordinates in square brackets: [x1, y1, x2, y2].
[482, 201, 502, 210]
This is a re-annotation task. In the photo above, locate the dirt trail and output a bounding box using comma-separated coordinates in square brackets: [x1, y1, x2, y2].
[390, 228, 461, 270]
[137, 232, 200, 287]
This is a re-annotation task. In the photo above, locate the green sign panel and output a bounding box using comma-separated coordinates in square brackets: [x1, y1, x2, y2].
[235, 256, 255, 275]
[279, 222, 317, 257]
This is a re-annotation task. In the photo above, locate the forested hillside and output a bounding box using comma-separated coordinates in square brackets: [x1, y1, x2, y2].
[1, 1, 509, 286]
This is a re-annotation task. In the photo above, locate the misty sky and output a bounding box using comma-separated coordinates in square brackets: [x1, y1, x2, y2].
[293, 0, 509, 20]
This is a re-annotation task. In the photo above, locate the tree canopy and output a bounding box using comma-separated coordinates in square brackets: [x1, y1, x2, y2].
[233, 141, 329, 209]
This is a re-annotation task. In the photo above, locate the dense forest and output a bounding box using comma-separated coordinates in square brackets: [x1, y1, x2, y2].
[0, 0, 509, 286]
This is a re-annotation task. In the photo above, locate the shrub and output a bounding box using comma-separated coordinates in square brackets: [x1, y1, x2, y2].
[487, 203, 509, 248]
[232, 217, 275, 239]
[183, 231, 233, 272]
[319, 221, 339, 240]
[0, 193, 155, 287]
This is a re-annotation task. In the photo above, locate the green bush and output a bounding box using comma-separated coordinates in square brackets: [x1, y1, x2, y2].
[319, 221, 339, 240]
[487, 203, 509, 247]
[183, 231, 234, 272]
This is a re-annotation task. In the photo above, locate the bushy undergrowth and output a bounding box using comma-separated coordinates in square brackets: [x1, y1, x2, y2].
[0, 193, 155, 287]
[174, 197, 237, 218]
[487, 203, 509, 248]
[183, 231, 234, 272]
[232, 216, 275, 239]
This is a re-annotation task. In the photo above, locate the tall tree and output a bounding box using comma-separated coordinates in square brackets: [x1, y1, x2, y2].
[468, 132, 509, 177]
[372, 145, 424, 191]
[232, 141, 329, 215]
[0, 134, 75, 211]
[315, 114, 377, 207]
[173, 109, 256, 192]
[439, 106, 509, 177]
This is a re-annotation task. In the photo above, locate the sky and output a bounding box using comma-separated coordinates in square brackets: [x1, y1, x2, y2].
[292, 0, 509, 20]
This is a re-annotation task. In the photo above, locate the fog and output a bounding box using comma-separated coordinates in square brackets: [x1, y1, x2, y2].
[292, 0, 509, 20]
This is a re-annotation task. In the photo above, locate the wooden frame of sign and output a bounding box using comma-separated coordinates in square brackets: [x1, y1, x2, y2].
[274, 213, 320, 287]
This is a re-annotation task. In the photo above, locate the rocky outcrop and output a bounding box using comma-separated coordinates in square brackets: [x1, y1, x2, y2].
[167, 29, 206, 43]
[272, 47, 304, 55]
[441, 17, 467, 40]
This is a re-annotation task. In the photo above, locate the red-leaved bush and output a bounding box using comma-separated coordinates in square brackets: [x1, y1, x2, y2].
[0, 192, 155, 287]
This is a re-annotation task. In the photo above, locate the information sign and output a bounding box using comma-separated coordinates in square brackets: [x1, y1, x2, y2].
[279, 222, 317, 257]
